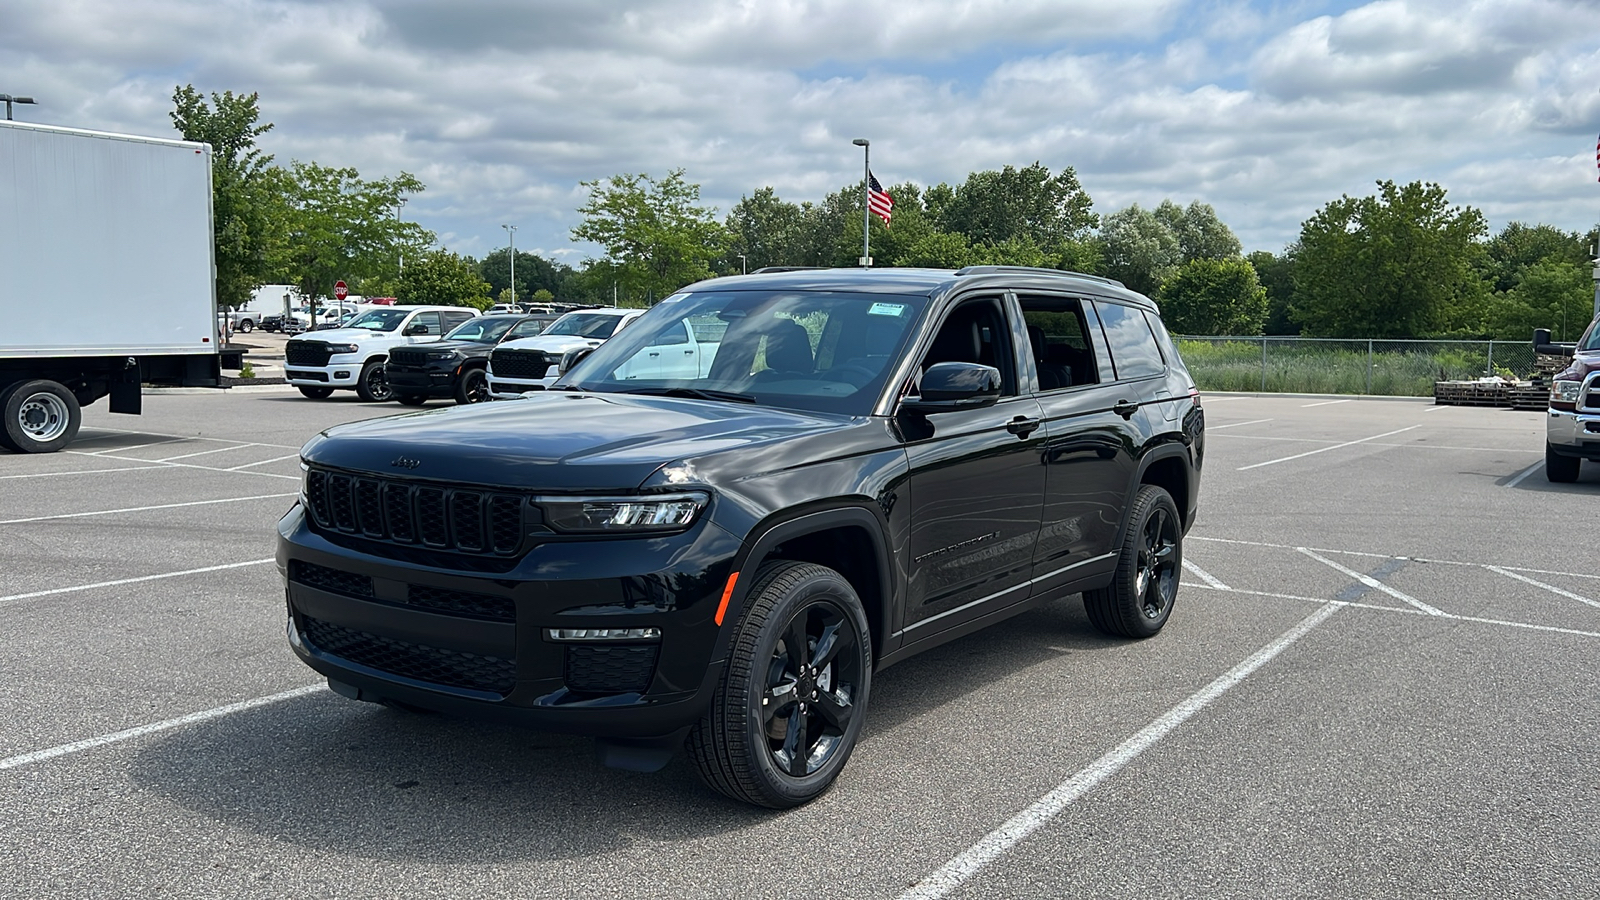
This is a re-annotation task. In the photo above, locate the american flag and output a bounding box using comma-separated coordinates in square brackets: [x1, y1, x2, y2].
[1595, 133, 1599, 182]
[869, 171, 894, 226]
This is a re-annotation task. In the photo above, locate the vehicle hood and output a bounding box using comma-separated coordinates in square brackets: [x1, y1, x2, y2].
[1557, 350, 1600, 382]
[300, 391, 863, 492]
[402, 338, 492, 355]
[496, 334, 602, 355]
[293, 327, 401, 344]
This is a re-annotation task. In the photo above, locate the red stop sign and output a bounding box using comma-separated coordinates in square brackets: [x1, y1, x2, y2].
[334, 281, 348, 300]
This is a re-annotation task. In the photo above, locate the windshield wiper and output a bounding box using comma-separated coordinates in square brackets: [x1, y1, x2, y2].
[617, 387, 757, 403]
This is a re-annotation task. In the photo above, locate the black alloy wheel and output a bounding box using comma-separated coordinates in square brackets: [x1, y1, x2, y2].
[356, 361, 394, 402]
[687, 561, 872, 808]
[1083, 484, 1182, 639]
[297, 386, 334, 399]
[455, 367, 490, 404]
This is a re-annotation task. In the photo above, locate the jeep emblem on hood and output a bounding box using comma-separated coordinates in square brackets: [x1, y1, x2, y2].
[390, 456, 422, 469]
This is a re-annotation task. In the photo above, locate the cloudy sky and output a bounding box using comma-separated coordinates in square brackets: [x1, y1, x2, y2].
[6, 0, 1600, 265]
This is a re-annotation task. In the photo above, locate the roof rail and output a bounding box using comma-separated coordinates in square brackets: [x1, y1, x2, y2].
[750, 266, 831, 274]
[952, 265, 1125, 288]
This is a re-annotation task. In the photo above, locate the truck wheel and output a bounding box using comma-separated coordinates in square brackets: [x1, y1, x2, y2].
[686, 561, 872, 808]
[1546, 444, 1581, 483]
[1084, 484, 1181, 639]
[238, 319, 254, 333]
[297, 386, 334, 399]
[355, 362, 394, 402]
[455, 368, 490, 405]
[0, 380, 82, 454]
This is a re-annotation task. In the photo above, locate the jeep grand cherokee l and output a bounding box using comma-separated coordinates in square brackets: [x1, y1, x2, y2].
[278, 266, 1205, 807]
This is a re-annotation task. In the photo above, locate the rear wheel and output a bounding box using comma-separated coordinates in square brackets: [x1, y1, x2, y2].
[237, 319, 254, 333]
[297, 386, 334, 399]
[686, 561, 872, 808]
[1084, 484, 1182, 638]
[455, 368, 490, 404]
[0, 379, 82, 453]
[1546, 444, 1581, 483]
[355, 361, 393, 402]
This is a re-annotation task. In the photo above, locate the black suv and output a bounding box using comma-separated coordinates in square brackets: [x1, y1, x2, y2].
[385, 314, 561, 406]
[279, 266, 1204, 807]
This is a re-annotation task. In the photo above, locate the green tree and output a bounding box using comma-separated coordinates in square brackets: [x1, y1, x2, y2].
[1099, 204, 1182, 296]
[169, 86, 283, 310]
[937, 162, 1097, 250]
[1248, 249, 1299, 335]
[724, 187, 809, 271]
[273, 162, 430, 316]
[481, 248, 571, 301]
[1291, 180, 1487, 338]
[571, 170, 727, 303]
[1158, 258, 1268, 335]
[1479, 222, 1590, 293]
[1155, 200, 1241, 261]
[1489, 258, 1595, 342]
[395, 249, 492, 309]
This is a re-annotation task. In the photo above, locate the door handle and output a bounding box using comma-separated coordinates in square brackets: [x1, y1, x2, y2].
[1113, 399, 1139, 420]
[684, 350, 695, 355]
[648, 352, 660, 357]
[1006, 415, 1042, 438]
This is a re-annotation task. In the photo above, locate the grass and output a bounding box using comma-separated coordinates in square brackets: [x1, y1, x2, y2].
[1176, 339, 1535, 397]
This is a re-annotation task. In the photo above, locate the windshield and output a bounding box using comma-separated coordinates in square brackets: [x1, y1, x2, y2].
[1580, 318, 1600, 352]
[444, 316, 522, 343]
[343, 310, 409, 332]
[545, 312, 626, 338]
[562, 290, 928, 415]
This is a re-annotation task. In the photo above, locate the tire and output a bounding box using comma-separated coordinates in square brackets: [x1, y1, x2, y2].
[686, 561, 872, 809]
[0, 379, 82, 454]
[297, 386, 335, 399]
[1546, 444, 1581, 483]
[454, 368, 490, 405]
[237, 319, 254, 333]
[355, 361, 394, 402]
[1084, 484, 1182, 639]
[395, 393, 428, 407]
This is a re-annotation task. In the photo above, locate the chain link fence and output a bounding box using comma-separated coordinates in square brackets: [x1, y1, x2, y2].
[1175, 337, 1539, 397]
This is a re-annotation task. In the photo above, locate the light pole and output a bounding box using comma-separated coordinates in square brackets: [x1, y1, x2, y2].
[852, 138, 871, 267]
[396, 197, 408, 275]
[1, 93, 35, 120]
[737, 254, 747, 275]
[501, 224, 517, 305]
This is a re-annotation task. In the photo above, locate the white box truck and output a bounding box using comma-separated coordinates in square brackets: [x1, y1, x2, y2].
[0, 120, 226, 453]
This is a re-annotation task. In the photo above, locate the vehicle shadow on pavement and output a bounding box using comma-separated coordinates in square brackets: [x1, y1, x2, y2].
[124, 598, 1115, 861]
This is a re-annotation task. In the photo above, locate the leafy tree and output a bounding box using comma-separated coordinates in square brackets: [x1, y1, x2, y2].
[1489, 258, 1595, 342]
[1155, 200, 1241, 261]
[1099, 204, 1182, 296]
[1055, 239, 1104, 277]
[481, 248, 571, 302]
[272, 162, 430, 317]
[1158, 258, 1268, 335]
[1291, 180, 1487, 338]
[936, 163, 1096, 250]
[724, 187, 809, 271]
[1479, 222, 1590, 293]
[571, 170, 727, 303]
[169, 86, 283, 310]
[395, 249, 492, 309]
[1248, 250, 1299, 335]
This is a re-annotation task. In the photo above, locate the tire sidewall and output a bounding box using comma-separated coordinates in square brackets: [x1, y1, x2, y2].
[1118, 485, 1181, 637]
[1, 380, 82, 453]
[455, 368, 488, 405]
[357, 362, 393, 402]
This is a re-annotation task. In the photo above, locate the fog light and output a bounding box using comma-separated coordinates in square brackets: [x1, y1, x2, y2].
[335, 370, 350, 378]
[546, 627, 662, 642]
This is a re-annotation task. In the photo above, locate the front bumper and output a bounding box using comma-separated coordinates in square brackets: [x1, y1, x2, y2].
[387, 361, 461, 397]
[1547, 407, 1600, 460]
[277, 503, 744, 737]
[488, 374, 558, 399]
[286, 356, 363, 388]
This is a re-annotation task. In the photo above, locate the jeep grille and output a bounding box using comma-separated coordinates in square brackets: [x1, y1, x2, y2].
[304, 466, 527, 556]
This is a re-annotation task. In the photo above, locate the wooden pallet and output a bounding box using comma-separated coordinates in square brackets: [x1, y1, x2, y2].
[1434, 381, 1510, 407]
[1508, 385, 1550, 411]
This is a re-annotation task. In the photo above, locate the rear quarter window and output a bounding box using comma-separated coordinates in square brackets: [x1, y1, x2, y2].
[1094, 301, 1166, 380]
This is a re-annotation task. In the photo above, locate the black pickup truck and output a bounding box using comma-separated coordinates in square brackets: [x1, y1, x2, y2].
[277, 266, 1205, 807]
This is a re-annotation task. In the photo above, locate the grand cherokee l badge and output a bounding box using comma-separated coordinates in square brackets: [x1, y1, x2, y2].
[390, 456, 422, 469]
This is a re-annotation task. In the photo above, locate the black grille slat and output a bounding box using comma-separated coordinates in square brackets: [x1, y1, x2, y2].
[388, 348, 428, 367]
[491, 349, 552, 380]
[302, 616, 516, 694]
[286, 341, 334, 366]
[303, 466, 525, 556]
[564, 645, 659, 695]
[406, 585, 515, 621]
[289, 561, 374, 598]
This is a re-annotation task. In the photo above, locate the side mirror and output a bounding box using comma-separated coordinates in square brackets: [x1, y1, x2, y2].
[559, 345, 597, 374]
[405, 324, 429, 336]
[900, 362, 1002, 414]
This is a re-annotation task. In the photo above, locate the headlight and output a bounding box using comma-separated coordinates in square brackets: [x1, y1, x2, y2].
[299, 460, 310, 506]
[540, 492, 709, 533]
[1551, 380, 1581, 404]
[324, 343, 359, 354]
[430, 350, 463, 361]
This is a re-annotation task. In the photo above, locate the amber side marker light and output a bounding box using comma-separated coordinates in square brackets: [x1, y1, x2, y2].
[714, 572, 740, 626]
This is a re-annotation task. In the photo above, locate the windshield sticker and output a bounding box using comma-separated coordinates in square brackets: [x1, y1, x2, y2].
[869, 303, 905, 317]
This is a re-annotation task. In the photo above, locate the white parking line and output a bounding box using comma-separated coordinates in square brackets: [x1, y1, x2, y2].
[1486, 566, 1600, 610]
[0, 465, 169, 481]
[1206, 418, 1272, 430]
[70, 426, 301, 451]
[157, 443, 267, 462]
[1190, 535, 1600, 582]
[0, 494, 296, 525]
[899, 602, 1341, 900]
[0, 558, 275, 607]
[64, 451, 298, 481]
[80, 436, 191, 455]
[1300, 399, 1351, 408]
[1182, 559, 1230, 590]
[1237, 425, 1422, 470]
[0, 684, 325, 773]
[1296, 548, 1444, 616]
[226, 453, 300, 471]
[1504, 460, 1544, 489]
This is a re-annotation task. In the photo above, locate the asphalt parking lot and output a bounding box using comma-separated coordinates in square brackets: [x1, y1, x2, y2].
[2, 388, 1597, 899]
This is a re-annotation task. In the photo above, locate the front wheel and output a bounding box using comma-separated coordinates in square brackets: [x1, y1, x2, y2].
[355, 362, 393, 402]
[455, 368, 490, 405]
[0, 379, 82, 453]
[1084, 484, 1182, 639]
[1546, 444, 1581, 483]
[686, 561, 872, 808]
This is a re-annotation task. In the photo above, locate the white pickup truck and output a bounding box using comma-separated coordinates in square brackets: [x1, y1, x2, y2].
[285, 305, 479, 401]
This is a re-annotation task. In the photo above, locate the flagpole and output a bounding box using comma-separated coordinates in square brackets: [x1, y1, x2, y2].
[853, 137, 871, 267]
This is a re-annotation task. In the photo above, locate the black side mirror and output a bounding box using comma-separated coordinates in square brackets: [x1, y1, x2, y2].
[900, 362, 1002, 414]
[559, 345, 597, 374]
